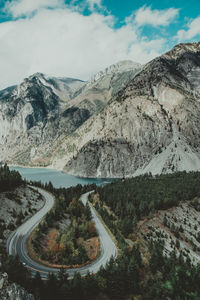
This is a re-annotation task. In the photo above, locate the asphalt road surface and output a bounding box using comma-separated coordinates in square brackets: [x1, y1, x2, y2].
[7, 187, 117, 279]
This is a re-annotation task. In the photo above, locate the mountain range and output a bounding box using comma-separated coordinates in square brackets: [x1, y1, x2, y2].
[1, 42, 200, 177]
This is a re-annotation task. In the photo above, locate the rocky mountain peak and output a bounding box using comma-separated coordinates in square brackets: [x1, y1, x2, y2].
[163, 42, 200, 60]
[67, 59, 142, 116]
[11, 72, 85, 104]
[2, 42, 200, 177]
[116, 41, 200, 102]
[60, 42, 200, 178]
[28, 72, 45, 80]
[88, 60, 141, 84]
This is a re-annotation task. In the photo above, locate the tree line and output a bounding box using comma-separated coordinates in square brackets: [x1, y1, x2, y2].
[2, 240, 200, 299]
[2, 169, 200, 299]
[0, 164, 23, 192]
[95, 171, 200, 237]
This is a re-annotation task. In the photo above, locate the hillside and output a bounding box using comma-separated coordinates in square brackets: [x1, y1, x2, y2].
[61, 42, 200, 177]
[1, 42, 200, 177]
[0, 166, 44, 300]
[92, 171, 200, 264]
[0, 61, 140, 168]
[2, 169, 200, 299]
[69, 60, 141, 114]
[0, 165, 44, 246]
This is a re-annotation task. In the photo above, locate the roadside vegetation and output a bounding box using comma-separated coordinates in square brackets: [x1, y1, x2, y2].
[1, 167, 200, 299]
[31, 196, 98, 266]
[30, 181, 99, 266]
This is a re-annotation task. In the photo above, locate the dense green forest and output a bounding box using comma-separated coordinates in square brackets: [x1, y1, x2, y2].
[31, 181, 98, 266]
[0, 164, 23, 192]
[2, 169, 200, 299]
[95, 172, 200, 237]
[2, 241, 200, 300]
[32, 194, 97, 265]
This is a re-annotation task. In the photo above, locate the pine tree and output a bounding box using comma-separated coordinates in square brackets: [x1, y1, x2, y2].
[85, 202, 92, 221]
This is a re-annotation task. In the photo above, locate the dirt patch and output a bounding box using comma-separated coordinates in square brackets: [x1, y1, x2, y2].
[46, 229, 59, 252]
[82, 237, 100, 260]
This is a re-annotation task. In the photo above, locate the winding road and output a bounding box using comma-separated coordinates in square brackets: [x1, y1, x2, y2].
[7, 187, 117, 279]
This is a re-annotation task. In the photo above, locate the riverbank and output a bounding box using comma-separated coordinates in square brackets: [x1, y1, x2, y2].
[8, 163, 55, 170]
[9, 166, 115, 189]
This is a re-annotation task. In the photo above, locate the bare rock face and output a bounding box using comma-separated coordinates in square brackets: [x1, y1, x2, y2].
[117, 42, 200, 100]
[1, 42, 200, 177]
[63, 42, 200, 177]
[66, 60, 141, 115]
[0, 272, 34, 300]
[0, 73, 90, 166]
[0, 61, 141, 168]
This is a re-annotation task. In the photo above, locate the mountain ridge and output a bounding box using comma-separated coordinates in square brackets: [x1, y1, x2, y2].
[0, 60, 141, 168]
[1, 43, 200, 177]
[61, 42, 200, 177]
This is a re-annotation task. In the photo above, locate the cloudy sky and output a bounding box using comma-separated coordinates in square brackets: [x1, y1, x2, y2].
[0, 0, 200, 89]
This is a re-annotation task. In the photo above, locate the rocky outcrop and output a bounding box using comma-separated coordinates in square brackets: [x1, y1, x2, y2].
[1, 43, 200, 177]
[0, 61, 141, 168]
[62, 94, 173, 177]
[67, 60, 141, 114]
[0, 272, 34, 300]
[62, 42, 200, 177]
[116, 42, 200, 100]
[0, 73, 90, 166]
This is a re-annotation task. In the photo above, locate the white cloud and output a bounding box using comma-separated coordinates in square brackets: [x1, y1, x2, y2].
[177, 16, 200, 40]
[128, 38, 166, 63]
[5, 0, 64, 18]
[133, 6, 179, 27]
[0, 3, 171, 89]
[86, 0, 102, 11]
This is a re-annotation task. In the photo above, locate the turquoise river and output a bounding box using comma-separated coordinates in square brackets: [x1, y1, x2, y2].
[10, 167, 115, 188]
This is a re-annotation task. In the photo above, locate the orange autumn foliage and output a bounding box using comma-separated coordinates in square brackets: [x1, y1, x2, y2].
[47, 229, 59, 253]
[83, 237, 99, 260]
[89, 221, 97, 237]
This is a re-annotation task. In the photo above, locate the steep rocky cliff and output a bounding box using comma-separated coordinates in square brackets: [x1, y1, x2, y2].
[1, 43, 200, 177]
[0, 61, 141, 167]
[0, 72, 91, 166]
[61, 42, 200, 177]
[70, 60, 141, 114]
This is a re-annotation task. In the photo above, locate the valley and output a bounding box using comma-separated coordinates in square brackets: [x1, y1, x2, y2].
[1, 43, 200, 178]
[0, 166, 117, 279]
[0, 0, 200, 297]
[1, 166, 200, 299]
[0, 41, 200, 300]
[9, 166, 115, 188]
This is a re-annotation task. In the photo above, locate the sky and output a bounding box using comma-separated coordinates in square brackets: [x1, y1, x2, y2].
[0, 0, 200, 89]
